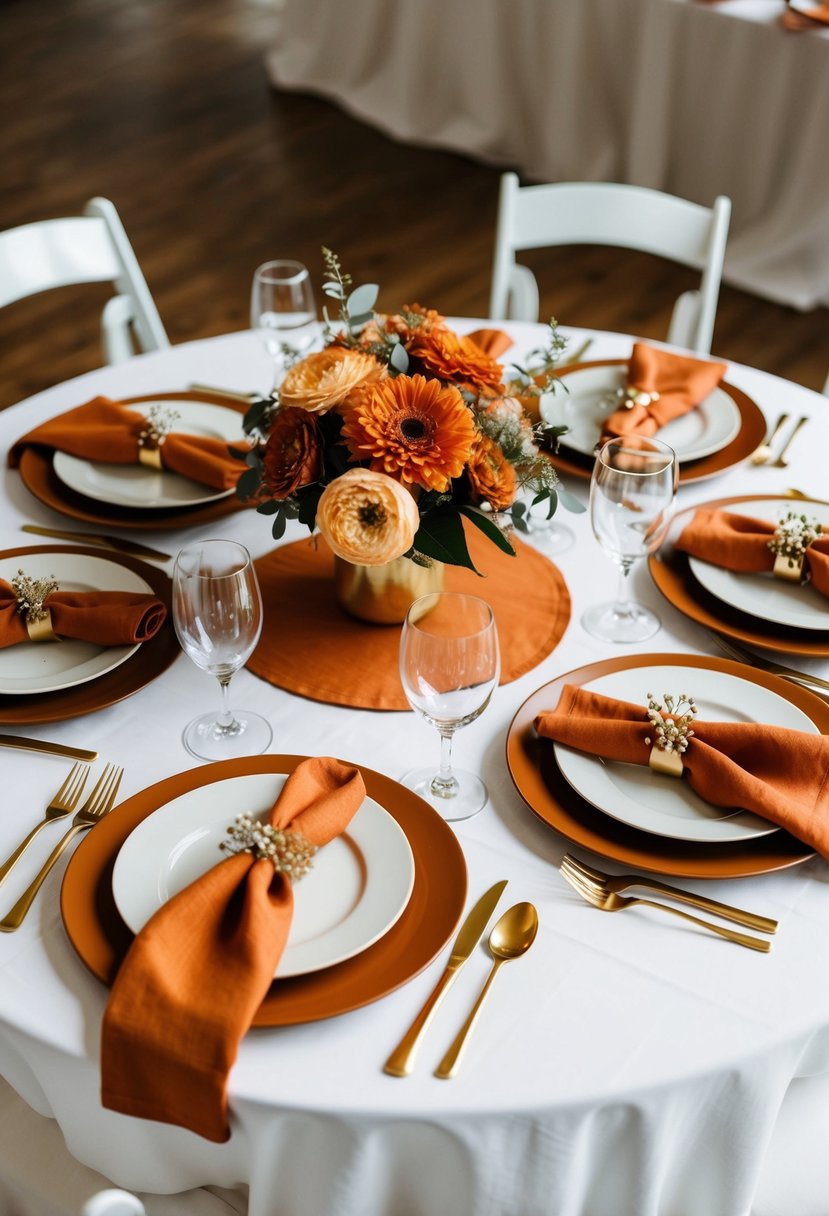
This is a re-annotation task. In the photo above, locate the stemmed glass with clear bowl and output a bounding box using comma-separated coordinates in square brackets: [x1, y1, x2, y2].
[251, 259, 318, 387]
[172, 540, 273, 761]
[399, 592, 500, 821]
[581, 435, 678, 643]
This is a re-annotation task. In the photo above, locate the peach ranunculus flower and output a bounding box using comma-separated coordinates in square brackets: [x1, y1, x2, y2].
[280, 347, 387, 414]
[316, 468, 420, 566]
[262, 407, 322, 498]
[341, 374, 476, 493]
[466, 435, 519, 512]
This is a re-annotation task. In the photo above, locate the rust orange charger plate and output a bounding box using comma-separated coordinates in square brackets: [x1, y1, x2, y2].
[506, 652, 828, 878]
[15, 391, 254, 531]
[0, 546, 177, 725]
[61, 754, 468, 1026]
[649, 494, 829, 658]
[249, 528, 571, 710]
[542, 361, 766, 484]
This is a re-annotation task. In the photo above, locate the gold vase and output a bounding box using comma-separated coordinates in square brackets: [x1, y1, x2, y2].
[334, 554, 444, 624]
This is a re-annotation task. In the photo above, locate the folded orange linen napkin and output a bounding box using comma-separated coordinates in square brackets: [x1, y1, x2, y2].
[0, 582, 166, 646]
[675, 508, 829, 597]
[600, 345, 727, 442]
[464, 328, 514, 360]
[101, 756, 366, 1142]
[9, 398, 242, 492]
[535, 685, 829, 855]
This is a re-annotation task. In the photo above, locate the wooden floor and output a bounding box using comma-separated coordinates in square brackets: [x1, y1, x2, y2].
[2, 0, 827, 411]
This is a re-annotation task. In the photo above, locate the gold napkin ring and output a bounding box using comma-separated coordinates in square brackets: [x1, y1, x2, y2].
[137, 403, 180, 469]
[220, 813, 317, 881]
[11, 569, 60, 643]
[138, 445, 163, 469]
[617, 385, 661, 410]
[645, 693, 696, 779]
[769, 511, 822, 584]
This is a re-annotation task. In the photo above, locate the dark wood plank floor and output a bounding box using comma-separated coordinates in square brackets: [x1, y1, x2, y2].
[2, 0, 827, 411]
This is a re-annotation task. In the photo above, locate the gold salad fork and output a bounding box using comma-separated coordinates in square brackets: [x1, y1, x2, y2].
[561, 853, 777, 934]
[560, 858, 771, 952]
[0, 763, 89, 887]
[749, 412, 789, 465]
[0, 764, 123, 933]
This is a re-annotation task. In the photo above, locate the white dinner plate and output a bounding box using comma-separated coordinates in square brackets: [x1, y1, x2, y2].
[112, 773, 416, 977]
[540, 365, 741, 463]
[0, 552, 153, 695]
[553, 663, 818, 842]
[687, 498, 829, 632]
[52, 400, 245, 509]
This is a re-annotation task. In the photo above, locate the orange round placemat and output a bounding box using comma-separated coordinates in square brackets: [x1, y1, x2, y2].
[248, 528, 571, 710]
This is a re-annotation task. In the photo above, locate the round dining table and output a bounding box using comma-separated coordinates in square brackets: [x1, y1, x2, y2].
[0, 322, 828, 1216]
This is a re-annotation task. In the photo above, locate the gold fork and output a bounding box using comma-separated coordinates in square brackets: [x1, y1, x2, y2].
[749, 412, 789, 465]
[0, 763, 89, 888]
[0, 764, 123, 933]
[771, 415, 809, 468]
[709, 631, 829, 700]
[560, 862, 771, 952]
[561, 853, 777, 935]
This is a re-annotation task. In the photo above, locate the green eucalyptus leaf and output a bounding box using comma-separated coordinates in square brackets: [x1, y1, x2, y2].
[236, 467, 261, 500]
[322, 283, 345, 298]
[458, 506, 515, 556]
[256, 500, 281, 515]
[389, 343, 409, 373]
[271, 512, 287, 541]
[557, 487, 587, 514]
[243, 399, 269, 432]
[348, 310, 375, 330]
[347, 284, 379, 314]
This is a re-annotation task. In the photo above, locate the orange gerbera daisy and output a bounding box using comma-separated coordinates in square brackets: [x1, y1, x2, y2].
[466, 435, 518, 511]
[341, 374, 476, 492]
[280, 347, 387, 413]
[406, 324, 505, 394]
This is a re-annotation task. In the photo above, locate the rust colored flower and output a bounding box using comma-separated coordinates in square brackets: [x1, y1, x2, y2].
[406, 323, 505, 395]
[316, 467, 420, 565]
[466, 435, 518, 512]
[341, 374, 476, 492]
[384, 304, 446, 340]
[261, 407, 322, 498]
[280, 347, 387, 414]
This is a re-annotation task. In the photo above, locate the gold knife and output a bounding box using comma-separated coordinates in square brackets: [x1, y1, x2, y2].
[21, 526, 171, 563]
[0, 735, 97, 762]
[383, 878, 508, 1077]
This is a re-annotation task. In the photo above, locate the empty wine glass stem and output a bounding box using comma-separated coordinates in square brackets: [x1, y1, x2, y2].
[611, 561, 635, 621]
[431, 731, 460, 800]
[216, 675, 239, 733]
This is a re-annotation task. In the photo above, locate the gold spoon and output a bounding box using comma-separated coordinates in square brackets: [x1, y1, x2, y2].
[434, 901, 539, 1079]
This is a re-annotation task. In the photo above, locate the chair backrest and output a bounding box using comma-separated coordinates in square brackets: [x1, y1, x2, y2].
[489, 173, 731, 355]
[81, 1190, 146, 1216]
[0, 196, 169, 365]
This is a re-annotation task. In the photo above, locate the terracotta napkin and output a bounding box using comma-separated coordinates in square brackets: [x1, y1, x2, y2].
[101, 756, 366, 1142]
[781, 4, 829, 29]
[600, 344, 728, 442]
[464, 328, 514, 360]
[535, 685, 829, 856]
[675, 508, 829, 597]
[9, 398, 242, 492]
[0, 581, 166, 647]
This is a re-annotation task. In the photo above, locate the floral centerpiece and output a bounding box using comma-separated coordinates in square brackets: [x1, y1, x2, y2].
[237, 250, 580, 582]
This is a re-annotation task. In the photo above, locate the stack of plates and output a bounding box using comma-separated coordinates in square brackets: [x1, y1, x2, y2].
[16, 393, 250, 530]
[539, 361, 766, 483]
[650, 495, 829, 658]
[61, 756, 468, 1026]
[507, 653, 829, 878]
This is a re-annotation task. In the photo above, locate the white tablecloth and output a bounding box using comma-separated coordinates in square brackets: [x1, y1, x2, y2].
[266, 0, 829, 311]
[1, 325, 828, 1216]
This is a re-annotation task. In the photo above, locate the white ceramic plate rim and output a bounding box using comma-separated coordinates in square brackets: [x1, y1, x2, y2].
[0, 552, 152, 694]
[112, 773, 416, 977]
[687, 498, 829, 631]
[52, 400, 245, 509]
[553, 663, 817, 841]
[540, 364, 741, 463]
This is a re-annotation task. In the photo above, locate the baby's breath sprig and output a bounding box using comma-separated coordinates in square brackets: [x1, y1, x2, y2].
[220, 813, 317, 881]
[644, 692, 697, 756]
[768, 511, 822, 571]
[11, 569, 59, 625]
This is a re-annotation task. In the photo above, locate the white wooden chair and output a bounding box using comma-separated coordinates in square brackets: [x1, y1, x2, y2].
[822, 368, 829, 397]
[0, 197, 169, 365]
[489, 173, 731, 355]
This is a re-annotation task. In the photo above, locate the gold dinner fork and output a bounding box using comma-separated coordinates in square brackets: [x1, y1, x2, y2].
[0, 764, 123, 933]
[560, 861, 771, 952]
[0, 763, 89, 887]
[749, 412, 789, 466]
[560, 853, 777, 935]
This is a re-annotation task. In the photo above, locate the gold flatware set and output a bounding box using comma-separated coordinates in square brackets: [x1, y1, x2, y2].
[21, 524, 171, 563]
[749, 413, 809, 467]
[710, 632, 829, 701]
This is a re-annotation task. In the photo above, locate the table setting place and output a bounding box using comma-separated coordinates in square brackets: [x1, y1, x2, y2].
[0, 251, 828, 1216]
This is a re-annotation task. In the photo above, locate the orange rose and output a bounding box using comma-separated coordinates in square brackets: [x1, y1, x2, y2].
[316, 468, 420, 565]
[466, 435, 518, 511]
[280, 347, 387, 414]
[262, 407, 322, 497]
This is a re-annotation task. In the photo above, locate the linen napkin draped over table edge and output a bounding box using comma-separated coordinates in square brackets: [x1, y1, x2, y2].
[599, 344, 728, 442]
[675, 508, 829, 599]
[534, 685, 829, 858]
[8, 397, 242, 492]
[101, 756, 366, 1143]
[0, 583, 167, 647]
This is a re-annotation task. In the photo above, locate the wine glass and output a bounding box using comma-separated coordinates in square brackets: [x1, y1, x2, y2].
[251, 259, 317, 387]
[399, 592, 500, 821]
[581, 435, 678, 643]
[172, 540, 273, 761]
